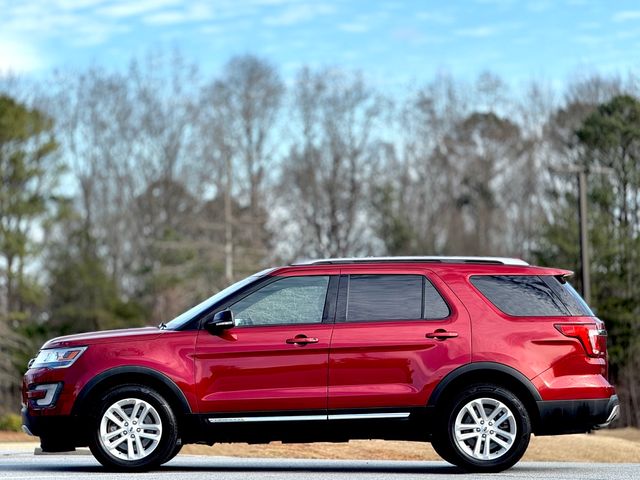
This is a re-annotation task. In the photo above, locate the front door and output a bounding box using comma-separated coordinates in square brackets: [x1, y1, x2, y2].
[194, 273, 337, 415]
[328, 267, 471, 412]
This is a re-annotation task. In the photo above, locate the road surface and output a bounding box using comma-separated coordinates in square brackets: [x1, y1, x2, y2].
[0, 451, 638, 480]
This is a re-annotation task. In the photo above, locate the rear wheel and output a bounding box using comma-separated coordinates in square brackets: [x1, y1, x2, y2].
[433, 384, 531, 472]
[88, 384, 178, 471]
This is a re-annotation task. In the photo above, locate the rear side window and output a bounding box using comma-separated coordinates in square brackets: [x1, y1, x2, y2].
[470, 275, 593, 317]
[346, 274, 449, 322]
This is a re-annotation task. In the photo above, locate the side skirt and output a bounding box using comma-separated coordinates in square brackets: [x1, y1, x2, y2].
[184, 407, 435, 444]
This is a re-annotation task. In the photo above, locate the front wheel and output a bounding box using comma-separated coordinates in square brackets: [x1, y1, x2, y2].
[88, 384, 179, 471]
[433, 384, 531, 472]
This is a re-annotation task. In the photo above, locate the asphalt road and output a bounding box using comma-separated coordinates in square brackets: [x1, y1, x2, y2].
[0, 452, 638, 480]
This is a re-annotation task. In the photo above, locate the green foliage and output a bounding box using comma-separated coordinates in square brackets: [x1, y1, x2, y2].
[47, 210, 146, 335]
[537, 94, 640, 425]
[576, 95, 640, 155]
[371, 183, 415, 255]
[0, 413, 22, 432]
[0, 94, 60, 411]
[0, 95, 58, 261]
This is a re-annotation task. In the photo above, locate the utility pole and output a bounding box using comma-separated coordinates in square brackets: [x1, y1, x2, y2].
[577, 170, 590, 304]
[224, 153, 234, 283]
[553, 165, 612, 304]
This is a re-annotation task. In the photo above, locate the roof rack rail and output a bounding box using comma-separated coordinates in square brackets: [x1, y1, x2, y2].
[292, 256, 529, 266]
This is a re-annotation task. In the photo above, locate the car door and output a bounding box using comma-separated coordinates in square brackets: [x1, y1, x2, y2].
[194, 271, 338, 416]
[328, 266, 471, 412]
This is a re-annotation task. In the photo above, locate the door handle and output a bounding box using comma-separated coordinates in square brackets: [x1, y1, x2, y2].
[426, 329, 459, 340]
[286, 335, 319, 345]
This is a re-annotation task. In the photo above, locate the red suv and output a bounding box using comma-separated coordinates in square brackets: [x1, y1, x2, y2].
[22, 256, 618, 472]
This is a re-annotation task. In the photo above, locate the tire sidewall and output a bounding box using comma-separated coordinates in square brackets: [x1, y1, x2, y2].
[442, 385, 531, 472]
[89, 384, 178, 471]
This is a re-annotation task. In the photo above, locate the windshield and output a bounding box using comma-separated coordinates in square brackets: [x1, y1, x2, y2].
[163, 269, 274, 329]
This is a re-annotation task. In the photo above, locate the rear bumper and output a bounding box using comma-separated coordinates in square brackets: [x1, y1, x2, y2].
[535, 394, 619, 435]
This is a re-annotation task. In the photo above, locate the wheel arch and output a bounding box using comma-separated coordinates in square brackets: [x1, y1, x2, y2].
[71, 366, 192, 418]
[428, 362, 542, 431]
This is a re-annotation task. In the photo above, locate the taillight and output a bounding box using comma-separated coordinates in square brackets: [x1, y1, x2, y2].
[555, 322, 607, 357]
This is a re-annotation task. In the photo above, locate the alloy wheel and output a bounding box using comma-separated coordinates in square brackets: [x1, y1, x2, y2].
[453, 397, 517, 461]
[98, 398, 163, 461]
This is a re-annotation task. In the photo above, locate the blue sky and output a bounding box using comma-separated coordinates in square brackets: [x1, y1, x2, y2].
[1, 0, 639, 88]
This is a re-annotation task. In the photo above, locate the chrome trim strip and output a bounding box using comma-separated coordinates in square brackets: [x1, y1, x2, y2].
[598, 404, 620, 428]
[207, 412, 412, 423]
[292, 256, 529, 266]
[208, 415, 326, 423]
[328, 412, 411, 420]
[595, 404, 620, 429]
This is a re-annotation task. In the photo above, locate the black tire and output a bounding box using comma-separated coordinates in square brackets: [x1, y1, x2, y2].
[434, 384, 531, 472]
[430, 435, 457, 465]
[88, 384, 179, 471]
[161, 439, 183, 465]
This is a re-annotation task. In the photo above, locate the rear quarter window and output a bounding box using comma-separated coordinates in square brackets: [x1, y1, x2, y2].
[470, 275, 592, 317]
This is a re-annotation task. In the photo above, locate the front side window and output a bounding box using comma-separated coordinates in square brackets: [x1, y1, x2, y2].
[230, 276, 330, 326]
[470, 275, 591, 317]
[346, 274, 449, 322]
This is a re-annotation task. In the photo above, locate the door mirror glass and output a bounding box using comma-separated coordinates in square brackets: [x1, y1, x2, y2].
[204, 309, 235, 334]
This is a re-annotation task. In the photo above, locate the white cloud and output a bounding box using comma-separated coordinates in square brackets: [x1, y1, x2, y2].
[97, 0, 181, 18]
[572, 34, 602, 45]
[612, 10, 640, 22]
[0, 35, 44, 73]
[264, 3, 335, 26]
[455, 26, 498, 38]
[337, 10, 391, 35]
[526, 1, 553, 13]
[339, 22, 370, 33]
[144, 11, 189, 25]
[54, 0, 108, 10]
[143, 4, 213, 25]
[579, 21, 601, 30]
[416, 11, 455, 24]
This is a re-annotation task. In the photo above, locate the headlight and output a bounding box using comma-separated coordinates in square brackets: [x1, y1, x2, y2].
[30, 346, 87, 369]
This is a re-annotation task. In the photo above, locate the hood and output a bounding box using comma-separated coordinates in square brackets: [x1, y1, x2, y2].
[42, 327, 163, 349]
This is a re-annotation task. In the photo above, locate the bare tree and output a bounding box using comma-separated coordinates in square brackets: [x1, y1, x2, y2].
[199, 55, 284, 280]
[49, 51, 204, 319]
[442, 112, 530, 254]
[385, 73, 469, 254]
[278, 68, 384, 259]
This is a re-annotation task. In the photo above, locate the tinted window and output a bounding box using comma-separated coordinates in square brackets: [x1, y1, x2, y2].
[470, 275, 580, 316]
[541, 276, 594, 316]
[424, 279, 451, 319]
[346, 274, 449, 322]
[231, 276, 329, 326]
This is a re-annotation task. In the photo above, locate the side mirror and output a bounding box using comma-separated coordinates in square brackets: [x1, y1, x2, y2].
[204, 309, 235, 334]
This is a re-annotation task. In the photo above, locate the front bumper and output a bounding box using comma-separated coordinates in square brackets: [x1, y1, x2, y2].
[21, 407, 85, 451]
[536, 394, 619, 435]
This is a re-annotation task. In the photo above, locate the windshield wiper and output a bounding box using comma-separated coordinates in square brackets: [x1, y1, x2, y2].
[158, 322, 167, 330]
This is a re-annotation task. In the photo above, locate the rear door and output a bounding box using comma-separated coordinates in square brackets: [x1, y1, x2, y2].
[328, 266, 471, 412]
